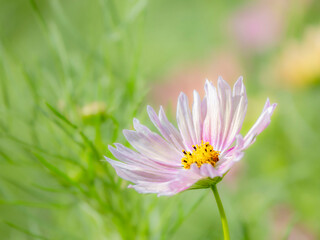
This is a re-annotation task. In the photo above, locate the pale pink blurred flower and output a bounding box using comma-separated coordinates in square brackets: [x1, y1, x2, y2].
[151, 51, 243, 108]
[105, 77, 276, 196]
[229, 0, 286, 52]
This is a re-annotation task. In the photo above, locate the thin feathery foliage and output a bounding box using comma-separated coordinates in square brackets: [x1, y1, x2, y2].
[0, 0, 203, 239]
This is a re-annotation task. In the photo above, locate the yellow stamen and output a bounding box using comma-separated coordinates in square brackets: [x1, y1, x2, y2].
[181, 141, 220, 169]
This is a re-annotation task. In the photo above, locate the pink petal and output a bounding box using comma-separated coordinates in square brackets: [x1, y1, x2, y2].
[225, 77, 247, 148]
[129, 165, 203, 196]
[147, 105, 184, 151]
[243, 98, 277, 149]
[159, 106, 185, 149]
[215, 76, 233, 150]
[199, 164, 222, 178]
[203, 77, 248, 152]
[123, 119, 182, 167]
[215, 134, 245, 174]
[129, 181, 173, 195]
[201, 96, 207, 121]
[158, 166, 203, 196]
[217, 97, 276, 174]
[177, 93, 197, 150]
[109, 144, 178, 171]
[105, 157, 174, 183]
[192, 90, 203, 145]
[202, 80, 220, 146]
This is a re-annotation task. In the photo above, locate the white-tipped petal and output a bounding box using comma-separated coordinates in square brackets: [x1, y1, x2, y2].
[177, 93, 197, 150]
[243, 99, 277, 149]
[109, 144, 178, 172]
[200, 164, 222, 178]
[147, 105, 184, 151]
[216, 76, 233, 150]
[203, 77, 248, 151]
[123, 120, 182, 167]
[202, 80, 220, 146]
[105, 157, 174, 183]
[192, 90, 203, 145]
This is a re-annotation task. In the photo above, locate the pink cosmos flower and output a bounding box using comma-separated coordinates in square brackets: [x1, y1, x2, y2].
[105, 77, 276, 196]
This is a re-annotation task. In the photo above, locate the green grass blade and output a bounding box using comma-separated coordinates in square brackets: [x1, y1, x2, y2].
[4, 221, 51, 240]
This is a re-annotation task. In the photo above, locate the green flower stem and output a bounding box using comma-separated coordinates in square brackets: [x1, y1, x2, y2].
[211, 185, 230, 240]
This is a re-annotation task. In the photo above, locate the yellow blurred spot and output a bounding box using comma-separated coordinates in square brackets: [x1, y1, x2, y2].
[81, 102, 106, 118]
[278, 26, 320, 88]
[81, 102, 107, 125]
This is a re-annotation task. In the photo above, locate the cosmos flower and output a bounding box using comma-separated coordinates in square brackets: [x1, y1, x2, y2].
[105, 77, 276, 196]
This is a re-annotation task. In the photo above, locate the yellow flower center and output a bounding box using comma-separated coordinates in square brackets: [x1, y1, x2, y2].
[181, 141, 220, 169]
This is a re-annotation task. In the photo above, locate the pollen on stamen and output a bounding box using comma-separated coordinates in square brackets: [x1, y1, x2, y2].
[181, 141, 220, 169]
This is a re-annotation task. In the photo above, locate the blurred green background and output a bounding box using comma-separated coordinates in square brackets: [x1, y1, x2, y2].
[0, 0, 320, 239]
